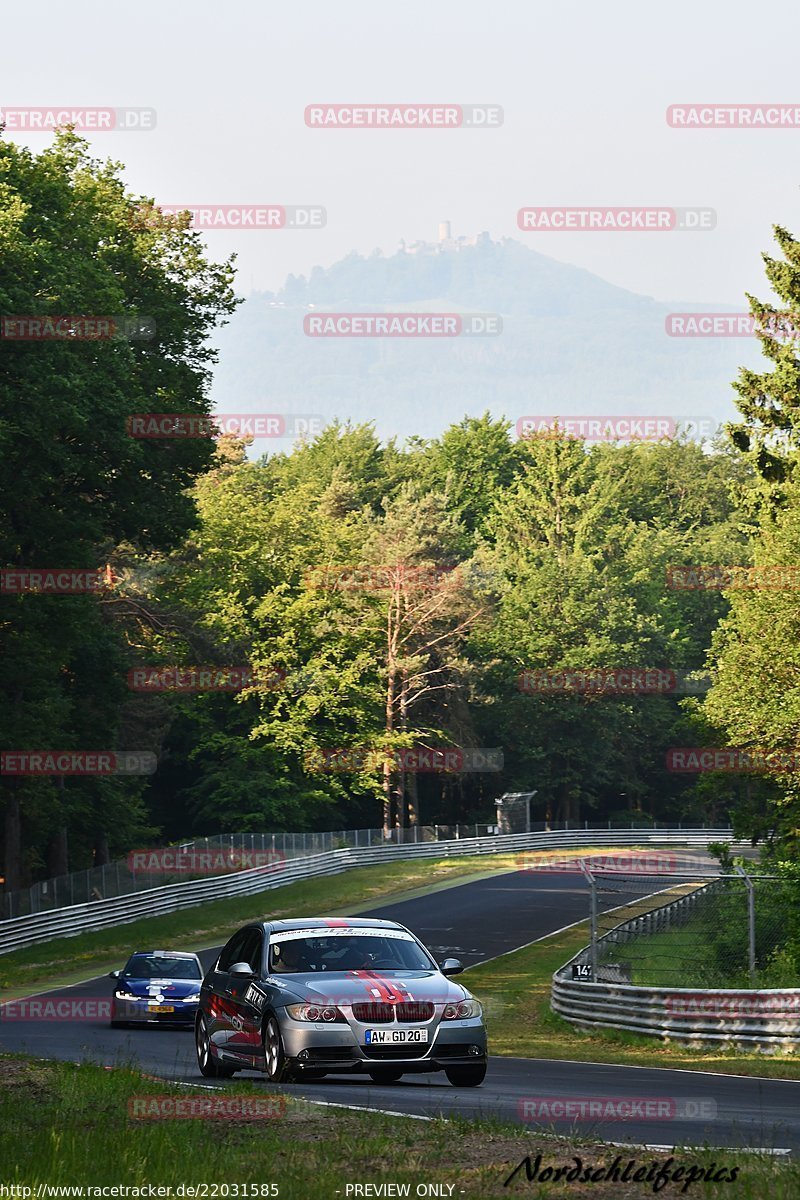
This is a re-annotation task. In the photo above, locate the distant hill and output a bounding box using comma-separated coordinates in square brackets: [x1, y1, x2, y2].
[209, 236, 759, 445]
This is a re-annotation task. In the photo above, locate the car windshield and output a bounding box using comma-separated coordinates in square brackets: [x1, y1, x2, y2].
[122, 955, 202, 980]
[268, 932, 434, 974]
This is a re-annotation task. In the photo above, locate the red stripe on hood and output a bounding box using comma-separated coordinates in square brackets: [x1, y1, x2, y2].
[347, 970, 410, 1004]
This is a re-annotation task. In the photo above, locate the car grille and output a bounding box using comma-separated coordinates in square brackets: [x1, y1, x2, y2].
[352, 1003, 393, 1023]
[397, 1002, 434, 1022]
[351, 1001, 434, 1023]
[363, 1045, 430, 1060]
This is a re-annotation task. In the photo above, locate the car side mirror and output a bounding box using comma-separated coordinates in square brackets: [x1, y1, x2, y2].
[229, 961, 256, 977]
[441, 958, 463, 976]
[108, 970, 121, 979]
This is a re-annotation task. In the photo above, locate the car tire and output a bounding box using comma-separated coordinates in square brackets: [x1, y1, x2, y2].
[196, 1014, 237, 1079]
[368, 1069, 404, 1084]
[445, 1063, 486, 1087]
[263, 1015, 297, 1083]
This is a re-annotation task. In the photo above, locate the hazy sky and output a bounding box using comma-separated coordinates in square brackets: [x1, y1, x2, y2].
[3, 0, 799, 303]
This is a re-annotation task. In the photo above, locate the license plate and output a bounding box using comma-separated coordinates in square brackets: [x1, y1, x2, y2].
[147, 1005, 174, 1013]
[364, 1028, 428, 1045]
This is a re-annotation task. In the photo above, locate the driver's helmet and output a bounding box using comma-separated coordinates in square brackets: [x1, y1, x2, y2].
[278, 939, 305, 968]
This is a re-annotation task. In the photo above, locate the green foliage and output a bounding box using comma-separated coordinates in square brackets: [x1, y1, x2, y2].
[0, 131, 238, 886]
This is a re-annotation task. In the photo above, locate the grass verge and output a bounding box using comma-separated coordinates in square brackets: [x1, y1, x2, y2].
[466, 921, 800, 1080]
[0, 1054, 797, 1197]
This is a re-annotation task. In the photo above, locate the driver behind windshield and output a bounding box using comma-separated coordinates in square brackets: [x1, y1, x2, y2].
[271, 939, 313, 973]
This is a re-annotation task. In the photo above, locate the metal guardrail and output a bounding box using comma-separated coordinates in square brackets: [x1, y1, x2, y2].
[552, 880, 800, 1049]
[3, 824, 503, 918]
[0, 827, 740, 956]
[2, 819, 704, 919]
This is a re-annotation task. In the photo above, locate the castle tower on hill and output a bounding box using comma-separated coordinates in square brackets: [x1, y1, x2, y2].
[404, 224, 491, 255]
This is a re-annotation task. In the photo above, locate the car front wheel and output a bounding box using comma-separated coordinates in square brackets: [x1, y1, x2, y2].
[196, 1014, 237, 1079]
[263, 1015, 297, 1083]
[445, 1063, 486, 1087]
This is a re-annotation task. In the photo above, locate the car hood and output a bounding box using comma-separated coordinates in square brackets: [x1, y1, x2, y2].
[269, 970, 471, 1007]
[115, 977, 201, 999]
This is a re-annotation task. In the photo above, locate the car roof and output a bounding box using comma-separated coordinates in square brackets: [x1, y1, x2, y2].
[262, 917, 405, 933]
[129, 950, 200, 958]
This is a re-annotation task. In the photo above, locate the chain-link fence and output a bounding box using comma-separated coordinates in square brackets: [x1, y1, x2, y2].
[586, 865, 797, 988]
[1, 817, 689, 920]
[1, 822, 504, 918]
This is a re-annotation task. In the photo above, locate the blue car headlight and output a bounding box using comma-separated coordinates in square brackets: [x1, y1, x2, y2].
[114, 989, 141, 1002]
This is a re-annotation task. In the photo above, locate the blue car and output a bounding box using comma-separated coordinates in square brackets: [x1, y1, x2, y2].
[109, 949, 203, 1028]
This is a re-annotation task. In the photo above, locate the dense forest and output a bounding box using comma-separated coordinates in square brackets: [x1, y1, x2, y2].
[3, 132, 800, 892]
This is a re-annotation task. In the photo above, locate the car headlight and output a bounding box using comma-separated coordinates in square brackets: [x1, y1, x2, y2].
[183, 993, 201, 1002]
[285, 1003, 346, 1023]
[114, 990, 141, 1002]
[442, 999, 482, 1020]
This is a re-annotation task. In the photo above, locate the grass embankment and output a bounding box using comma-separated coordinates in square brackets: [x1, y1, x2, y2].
[466, 913, 800, 1080]
[1, 1055, 797, 1198]
[0, 853, 528, 997]
[614, 923, 720, 987]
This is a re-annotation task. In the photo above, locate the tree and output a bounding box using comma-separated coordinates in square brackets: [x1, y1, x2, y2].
[473, 432, 746, 825]
[353, 486, 485, 833]
[0, 129, 238, 889]
[704, 462, 800, 855]
[729, 224, 800, 487]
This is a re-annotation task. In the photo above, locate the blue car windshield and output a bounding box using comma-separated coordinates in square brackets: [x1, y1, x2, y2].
[123, 955, 202, 979]
[269, 934, 434, 974]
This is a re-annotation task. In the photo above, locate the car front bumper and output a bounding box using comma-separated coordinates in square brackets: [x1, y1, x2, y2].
[276, 1011, 487, 1074]
[111, 998, 199, 1025]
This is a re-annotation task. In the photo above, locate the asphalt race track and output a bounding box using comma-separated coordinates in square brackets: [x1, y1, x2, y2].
[3, 856, 799, 1152]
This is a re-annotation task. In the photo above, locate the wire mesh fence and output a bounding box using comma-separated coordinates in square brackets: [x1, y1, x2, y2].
[587, 866, 796, 988]
[1, 822, 499, 918]
[2, 817, 705, 919]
